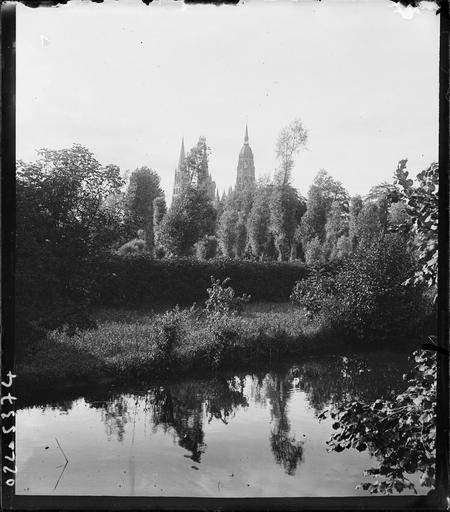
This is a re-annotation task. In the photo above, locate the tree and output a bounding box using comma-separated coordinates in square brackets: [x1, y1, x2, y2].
[353, 201, 385, 249]
[125, 166, 164, 253]
[324, 200, 349, 261]
[158, 186, 216, 257]
[16, 144, 124, 341]
[153, 196, 167, 257]
[235, 213, 248, 259]
[349, 195, 364, 249]
[298, 170, 349, 260]
[298, 185, 328, 250]
[275, 119, 308, 186]
[247, 184, 273, 260]
[195, 235, 218, 260]
[393, 160, 438, 291]
[304, 236, 326, 266]
[269, 184, 306, 261]
[313, 169, 349, 211]
[217, 207, 239, 258]
[321, 161, 439, 495]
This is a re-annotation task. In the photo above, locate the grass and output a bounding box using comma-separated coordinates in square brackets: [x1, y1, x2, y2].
[16, 302, 345, 393]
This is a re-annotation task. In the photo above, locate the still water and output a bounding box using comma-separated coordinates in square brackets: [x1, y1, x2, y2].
[17, 352, 421, 496]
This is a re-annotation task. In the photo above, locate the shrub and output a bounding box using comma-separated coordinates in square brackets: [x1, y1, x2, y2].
[116, 238, 147, 256]
[205, 277, 251, 317]
[321, 349, 436, 494]
[323, 234, 427, 341]
[290, 270, 335, 317]
[95, 255, 307, 307]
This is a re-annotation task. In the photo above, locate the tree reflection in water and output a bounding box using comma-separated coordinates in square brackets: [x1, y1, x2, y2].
[262, 374, 304, 475]
[75, 353, 409, 475]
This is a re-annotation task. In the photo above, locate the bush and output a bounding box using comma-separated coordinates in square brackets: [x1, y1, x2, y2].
[94, 255, 307, 307]
[290, 270, 335, 317]
[205, 277, 251, 317]
[116, 238, 147, 256]
[322, 234, 428, 341]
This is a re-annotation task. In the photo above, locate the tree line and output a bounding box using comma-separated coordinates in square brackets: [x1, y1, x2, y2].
[15, 119, 432, 345]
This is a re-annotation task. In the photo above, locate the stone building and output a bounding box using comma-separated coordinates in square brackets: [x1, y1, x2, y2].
[236, 125, 256, 191]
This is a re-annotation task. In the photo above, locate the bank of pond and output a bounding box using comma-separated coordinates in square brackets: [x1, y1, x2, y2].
[17, 302, 421, 395]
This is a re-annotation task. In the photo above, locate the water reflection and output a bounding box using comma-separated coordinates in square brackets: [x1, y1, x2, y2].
[67, 353, 407, 477]
[264, 374, 304, 475]
[18, 352, 410, 486]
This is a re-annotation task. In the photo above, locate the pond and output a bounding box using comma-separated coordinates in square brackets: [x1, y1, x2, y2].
[16, 351, 423, 497]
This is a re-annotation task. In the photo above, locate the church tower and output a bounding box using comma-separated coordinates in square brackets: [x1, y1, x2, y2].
[172, 138, 188, 204]
[236, 124, 256, 191]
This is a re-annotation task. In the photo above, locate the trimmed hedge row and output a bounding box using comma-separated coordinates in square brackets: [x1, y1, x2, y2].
[94, 256, 309, 307]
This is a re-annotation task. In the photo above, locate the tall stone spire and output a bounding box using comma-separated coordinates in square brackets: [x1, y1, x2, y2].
[236, 124, 255, 192]
[178, 137, 185, 169]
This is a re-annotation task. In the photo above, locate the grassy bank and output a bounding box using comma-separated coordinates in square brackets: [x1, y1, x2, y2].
[17, 302, 345, 393]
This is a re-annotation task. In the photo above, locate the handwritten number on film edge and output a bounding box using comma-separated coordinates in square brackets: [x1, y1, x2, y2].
[2, 371, 17, 486]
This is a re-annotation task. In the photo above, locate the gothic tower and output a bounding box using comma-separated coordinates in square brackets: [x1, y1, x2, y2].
[236, 124, 256, 191]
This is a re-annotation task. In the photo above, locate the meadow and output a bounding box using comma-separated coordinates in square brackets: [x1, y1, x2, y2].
[17, 301, 346, 393]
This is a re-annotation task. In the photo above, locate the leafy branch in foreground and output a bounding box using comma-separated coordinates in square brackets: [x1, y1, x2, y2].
[320, 160, 438, 494]
[319, 348, 436, 494]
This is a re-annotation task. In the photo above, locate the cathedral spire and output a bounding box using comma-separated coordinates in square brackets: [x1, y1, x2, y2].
[178, 137, 186, 168]
[236, 123, 255, 192]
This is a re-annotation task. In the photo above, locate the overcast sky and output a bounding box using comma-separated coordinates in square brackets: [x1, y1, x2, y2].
[16, 0, 439, 202]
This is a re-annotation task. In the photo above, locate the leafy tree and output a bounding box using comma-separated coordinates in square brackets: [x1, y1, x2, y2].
[269, 184, 306, 261]
[275, 119, 308, 186]
[16, 144, 124, 342]
[349, 195, 364, 249]
[388, 201, 411, 230]
[298, 184, 328, 250]
[217, 207, 239, 258]
[304, 236, 326, 266]
[235, 213, 248, 259]
[393, 160, 438, 291]
[334, 233, 423, 339]
[313, 169, 349, 211]
[195, 235, 218, 260]
[324, 201, 349, 261]
[353, 201, 385, 249]
[158, 139, 216, 257]
[158, 186, 216, 257]
[247, 184, 273, 260]
[321, 161, 439, 495]
[153, 196, 167, 257]
[334, 235, 352, 260]
[125, 166, 164, 252]
[299, 170, 348, 257]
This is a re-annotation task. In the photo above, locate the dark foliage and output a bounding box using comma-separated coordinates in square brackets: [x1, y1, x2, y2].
[16, 145, 125, 351]
[95, 256, 307, 307]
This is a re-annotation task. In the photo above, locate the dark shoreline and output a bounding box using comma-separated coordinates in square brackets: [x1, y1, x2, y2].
[15, 343, 417, 409]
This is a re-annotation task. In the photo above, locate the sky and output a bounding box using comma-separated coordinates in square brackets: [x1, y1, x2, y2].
[16, 0, 439, 202]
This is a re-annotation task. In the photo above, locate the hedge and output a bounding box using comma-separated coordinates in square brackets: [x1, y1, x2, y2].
[93, 255, 309, 307]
